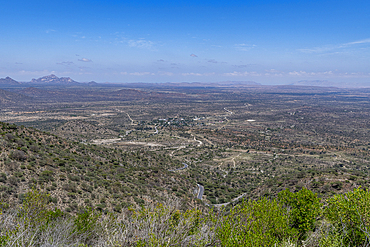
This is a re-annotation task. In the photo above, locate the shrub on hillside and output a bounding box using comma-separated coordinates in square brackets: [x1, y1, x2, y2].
[278, 187, 322, 239]
[324, 187, 370, 246]
[9, 150, 27, 161]
[215, 197, 299, 246]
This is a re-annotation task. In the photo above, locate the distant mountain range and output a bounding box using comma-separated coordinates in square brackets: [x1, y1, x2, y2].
[289, 80, 370, 88]
[160, 80, 261, 88]
[0, 74, 80, 85]
[30, 74, 78, 84]
[0, 75, 369, 88]
[0, 75, 262, 87]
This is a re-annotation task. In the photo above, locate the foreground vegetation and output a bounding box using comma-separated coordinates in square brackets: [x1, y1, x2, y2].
[1, 187, 369, 246]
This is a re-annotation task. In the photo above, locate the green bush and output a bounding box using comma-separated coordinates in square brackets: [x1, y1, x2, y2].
[10, 150, 27, 161]
[0, 173, 6, 182]
[278, 187, 322, 239]
[38, 170, 54, 183]
[324, 187, 370, 246]
[18, 189, 64, 229]
[215, 197, 299, 246]
[74, 207, 101, 236]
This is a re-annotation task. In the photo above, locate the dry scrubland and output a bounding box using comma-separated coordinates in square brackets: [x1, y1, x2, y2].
[1, 83, 370, 245]
[1, 187, 370, 246]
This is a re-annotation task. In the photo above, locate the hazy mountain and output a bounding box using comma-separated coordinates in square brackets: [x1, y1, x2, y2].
[290, 80, 370, 88]
[160, 81, 261, 88]
[30, 74, 79, 84]
[87, 81, 98, 85]
[0, 76, 20, 85]
[217, 81, 261, 86]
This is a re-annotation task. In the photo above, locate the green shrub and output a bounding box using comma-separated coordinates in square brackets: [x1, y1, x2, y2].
[10, 150, 27, 161]
[68, 174, 81, 182]
[74, 207, 101, 236]
[8, 176, 18, 186]
[278, 187, 322, 239]
[38, 170, 54, 183]
[18, 189, 64, 229]
[324, 187, 370, 246]
[215, 197, 299, 246]
[0, 173, 6, 182]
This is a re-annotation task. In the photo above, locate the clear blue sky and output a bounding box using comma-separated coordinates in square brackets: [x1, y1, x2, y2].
[1, 0, 370, 84]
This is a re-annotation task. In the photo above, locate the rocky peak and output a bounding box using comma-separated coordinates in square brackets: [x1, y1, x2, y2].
[0, 76, 20, 85]
[30, 74, 78, 84]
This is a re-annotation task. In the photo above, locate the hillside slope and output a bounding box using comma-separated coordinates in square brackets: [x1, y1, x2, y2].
[0, 122, 196, 213]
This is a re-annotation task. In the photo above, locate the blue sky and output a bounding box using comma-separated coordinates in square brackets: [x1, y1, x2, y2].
[1, 0, 370, 84]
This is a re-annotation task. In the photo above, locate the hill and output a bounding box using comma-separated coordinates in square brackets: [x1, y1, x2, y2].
[0, 122, 196, 213]
[18, 87, 56, 98]
[0, 76, 20, 85]
[0, 89, 35, 109]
